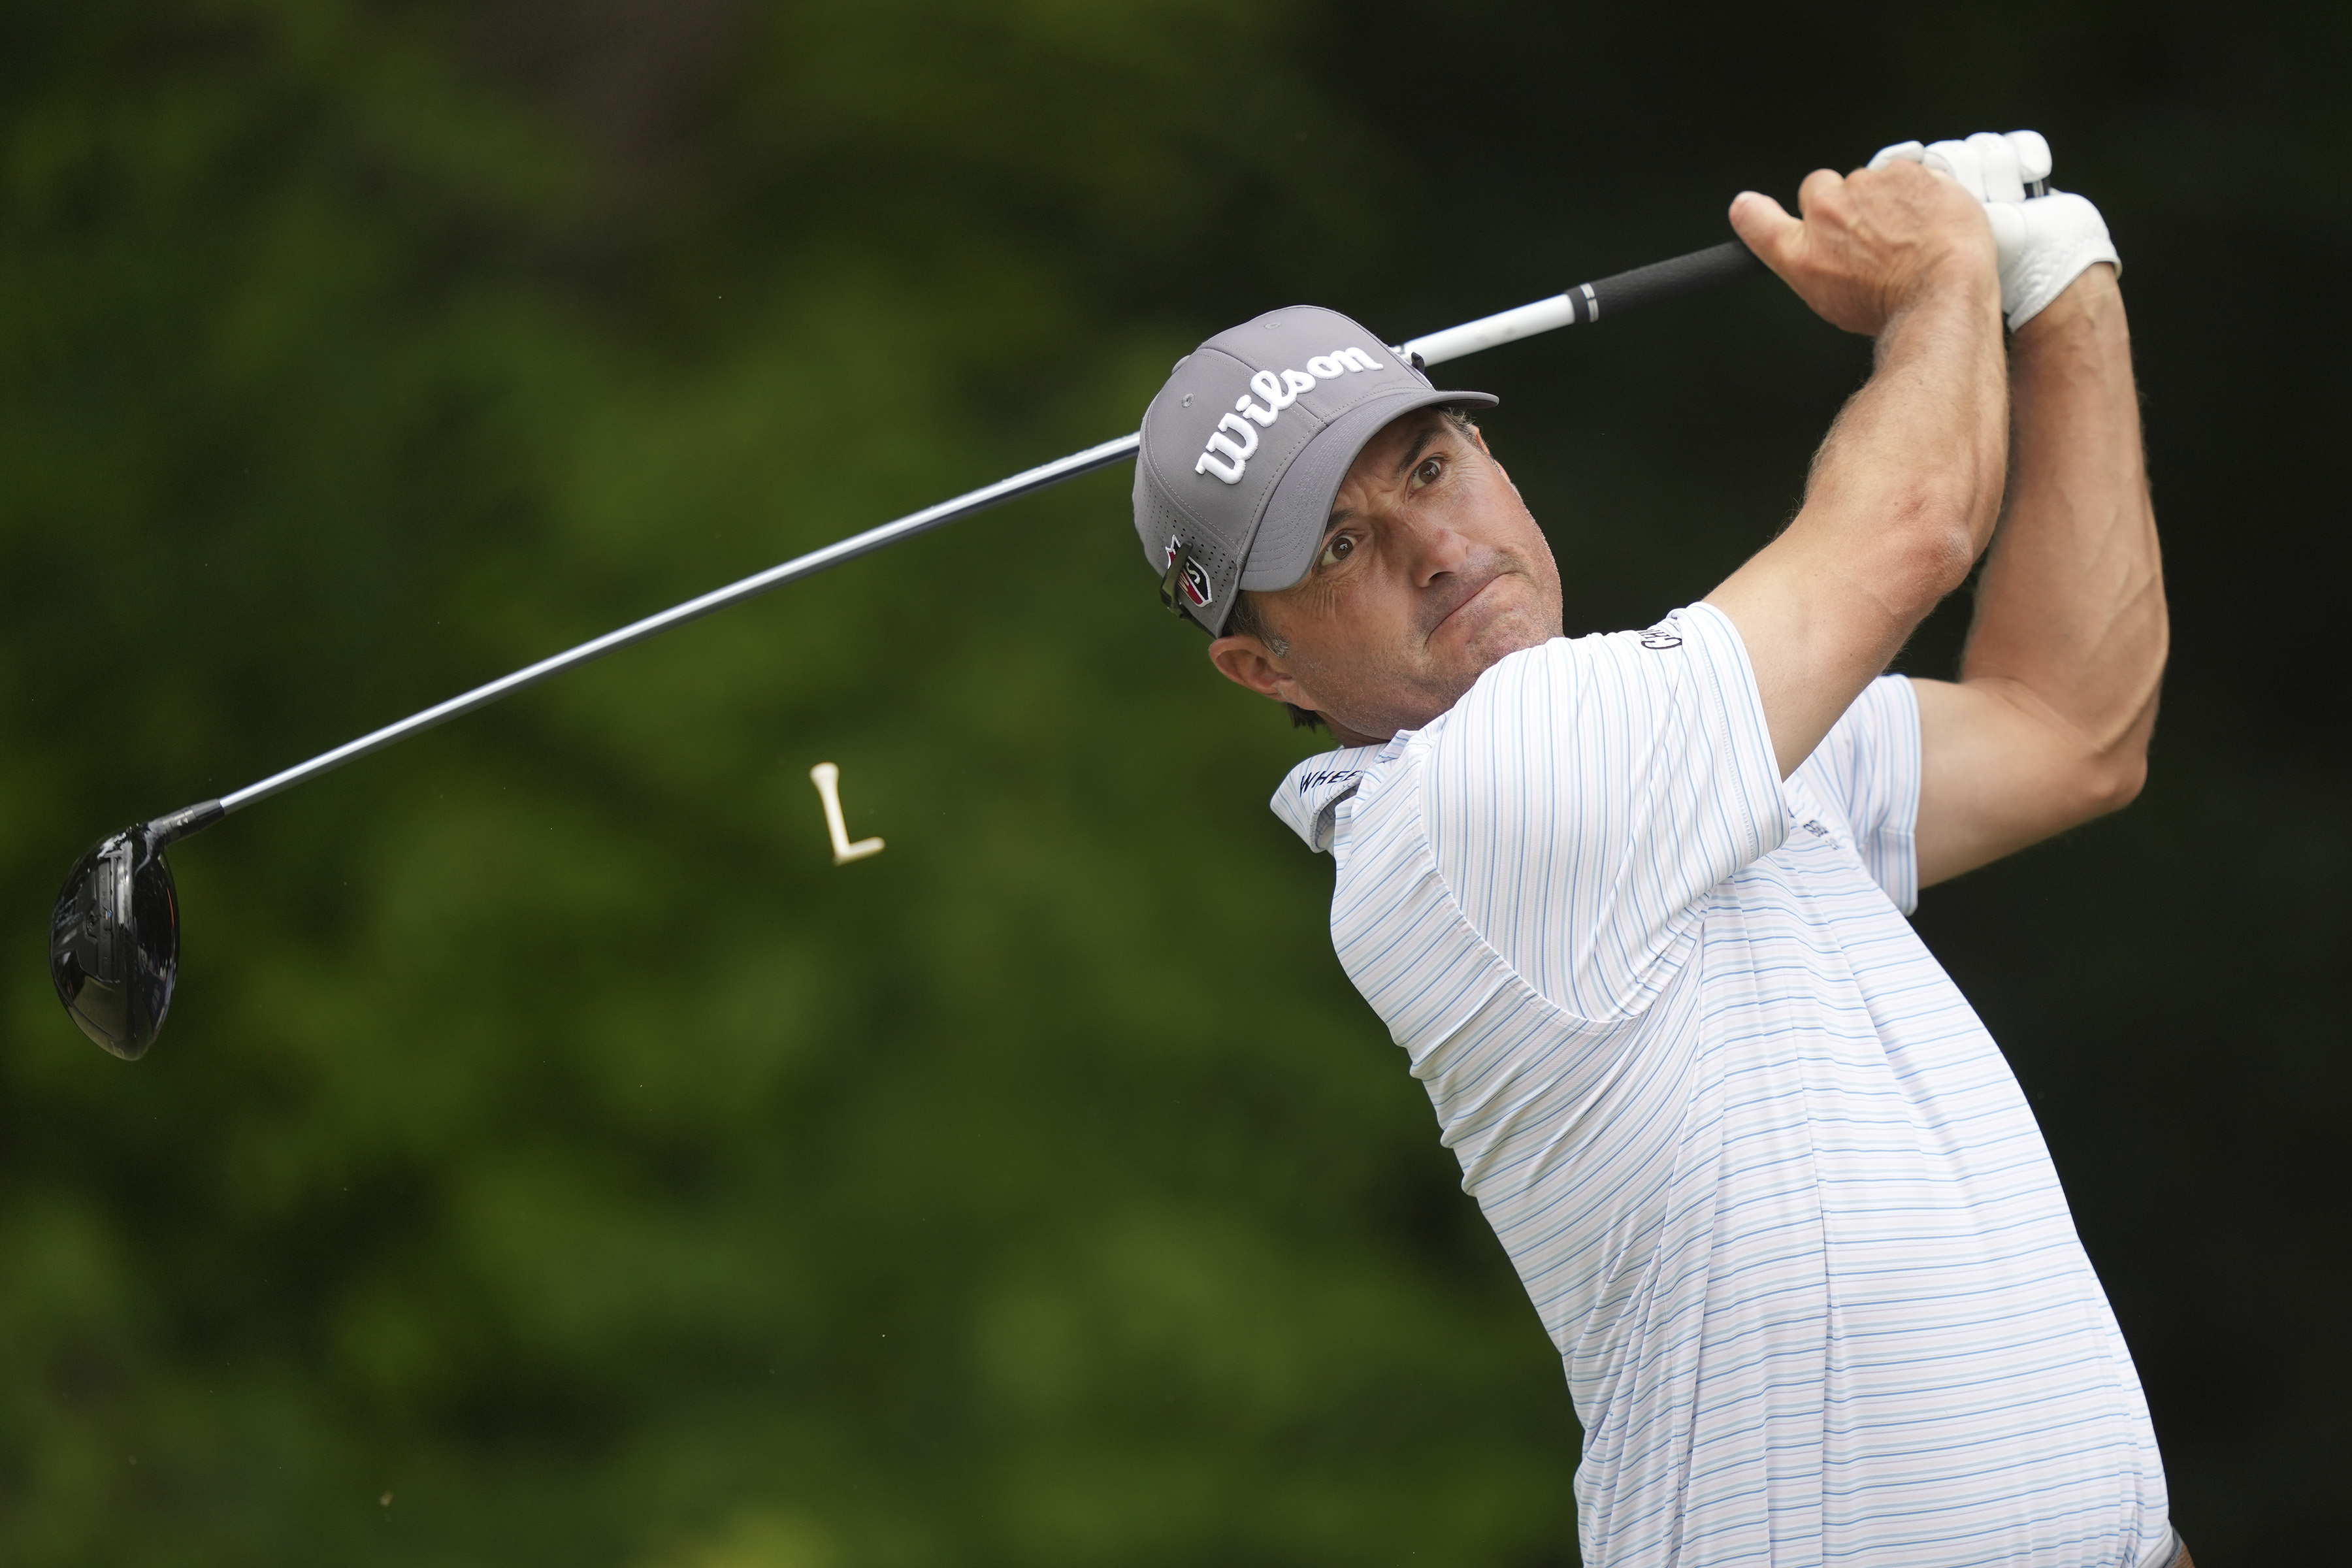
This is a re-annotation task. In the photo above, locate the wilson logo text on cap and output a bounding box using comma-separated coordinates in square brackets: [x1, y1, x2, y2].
[1193, 347, 1388, 485]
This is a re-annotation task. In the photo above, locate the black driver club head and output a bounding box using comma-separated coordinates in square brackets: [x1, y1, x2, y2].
[50, 823, 180, 1060]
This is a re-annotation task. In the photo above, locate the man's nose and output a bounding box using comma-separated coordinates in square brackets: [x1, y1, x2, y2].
[1398, 514, 1473, 587]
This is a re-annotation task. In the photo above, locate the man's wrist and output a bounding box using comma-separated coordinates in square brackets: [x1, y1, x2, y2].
[2010, 260, 2120, 346]
[1880, 251, 2003, 348]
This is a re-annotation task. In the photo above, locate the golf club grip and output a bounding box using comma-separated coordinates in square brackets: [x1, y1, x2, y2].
[1399, 235, 1763, 366]
[1582, 239, 1765, 320]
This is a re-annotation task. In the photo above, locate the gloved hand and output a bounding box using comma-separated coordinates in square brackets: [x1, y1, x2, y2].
[1868, 130, 2119, 331]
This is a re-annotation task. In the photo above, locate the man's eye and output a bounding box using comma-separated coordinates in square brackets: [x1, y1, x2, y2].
[1318, 534, 1355, 568]
[1414, 456, 1443, 487]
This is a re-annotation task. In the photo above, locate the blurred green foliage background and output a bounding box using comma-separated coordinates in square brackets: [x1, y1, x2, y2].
[1, 0, 2344, 1562]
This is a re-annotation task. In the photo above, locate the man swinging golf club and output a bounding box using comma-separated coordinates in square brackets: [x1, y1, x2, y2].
[1135, 131, 2178, 1567]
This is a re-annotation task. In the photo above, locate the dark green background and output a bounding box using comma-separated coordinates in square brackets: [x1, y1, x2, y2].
[3, 1, 2343, 1562]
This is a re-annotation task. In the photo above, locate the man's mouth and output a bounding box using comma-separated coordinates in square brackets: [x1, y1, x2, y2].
[1423, 566, 1513, 645]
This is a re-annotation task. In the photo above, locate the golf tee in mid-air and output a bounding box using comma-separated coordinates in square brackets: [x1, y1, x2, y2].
[808, 763, 884, 865]
[49, 237, 1762, 1061]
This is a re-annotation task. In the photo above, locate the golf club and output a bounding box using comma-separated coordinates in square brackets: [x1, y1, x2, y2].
[50, 237, 1767, 1060]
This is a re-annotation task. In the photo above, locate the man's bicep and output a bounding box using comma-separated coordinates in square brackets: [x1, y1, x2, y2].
[1912, 676, 2117, 886]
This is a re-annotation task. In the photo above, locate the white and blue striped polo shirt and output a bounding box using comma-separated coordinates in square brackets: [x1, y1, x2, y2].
[1273, 602, 2172, 1568]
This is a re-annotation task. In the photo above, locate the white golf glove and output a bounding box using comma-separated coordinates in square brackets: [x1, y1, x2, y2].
[1868, 129, 2119, 331]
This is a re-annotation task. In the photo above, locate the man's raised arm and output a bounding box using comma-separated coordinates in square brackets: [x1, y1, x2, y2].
[1908, 263, 2166, 885]
[1706, 163, 2010, 777]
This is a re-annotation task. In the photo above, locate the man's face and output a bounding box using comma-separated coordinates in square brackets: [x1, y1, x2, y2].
[1209, 410, 1563, 745]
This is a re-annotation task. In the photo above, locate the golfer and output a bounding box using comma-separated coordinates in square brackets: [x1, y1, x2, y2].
[1134, 131, 2176, 1567]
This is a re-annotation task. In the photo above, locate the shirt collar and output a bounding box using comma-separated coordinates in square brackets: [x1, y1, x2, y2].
[1271, 742, 1390, 853]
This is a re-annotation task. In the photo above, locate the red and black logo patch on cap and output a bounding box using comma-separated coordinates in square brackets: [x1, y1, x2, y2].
[1161, 535, 1213, 610]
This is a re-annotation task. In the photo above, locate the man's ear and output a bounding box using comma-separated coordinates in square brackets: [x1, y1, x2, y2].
[1208, 634, 1320, 717]
[1208, 634, 1285, 700]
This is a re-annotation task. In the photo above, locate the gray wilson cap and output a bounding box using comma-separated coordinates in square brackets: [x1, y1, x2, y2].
[1133, 304, 1497, 635]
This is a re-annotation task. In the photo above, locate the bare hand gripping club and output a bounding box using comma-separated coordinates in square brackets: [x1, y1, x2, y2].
[50, 237, 1765, 1058]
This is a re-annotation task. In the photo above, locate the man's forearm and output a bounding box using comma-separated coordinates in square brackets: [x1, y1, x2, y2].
[1808, 278, 2010, 578]
[1714, 161, 2016, 776]
[1714, 265, 2008, 776]
[1961, 266, 2166, 798]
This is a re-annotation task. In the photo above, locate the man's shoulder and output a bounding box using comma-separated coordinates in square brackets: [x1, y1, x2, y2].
[1267, 605, 1757, 856]
[1432, 604, 1743, 742]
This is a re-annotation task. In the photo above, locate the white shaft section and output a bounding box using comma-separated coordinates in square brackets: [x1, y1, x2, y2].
[218, 431, 1143, 813]
[1400, 293, 1581, 367]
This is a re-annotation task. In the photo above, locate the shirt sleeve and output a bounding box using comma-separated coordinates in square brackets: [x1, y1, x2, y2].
[1419, 600, 1788, 1022]
[1793, 674, 1923, 915]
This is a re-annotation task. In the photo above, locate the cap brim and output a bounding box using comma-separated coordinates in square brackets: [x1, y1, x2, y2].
[1239, 385, 1500, 593]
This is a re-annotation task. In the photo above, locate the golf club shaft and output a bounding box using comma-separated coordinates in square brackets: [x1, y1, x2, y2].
[149, 236, 1763, 844]
[191, 431, 1142, 827]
